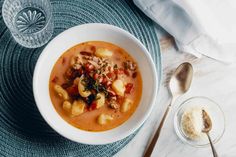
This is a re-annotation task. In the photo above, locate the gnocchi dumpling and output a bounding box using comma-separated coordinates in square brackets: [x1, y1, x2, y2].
[96, 93, 105, 109]
[62, 101, 72, 112]
[97, 114, 113, 125]
[54, 84, 69, 100]
[78, 76, 91, 97]
[121, 98, 133, 113]
[95, 48, 113, 58]
[71, 100, 86, 116]
[112, 79, 125, 96]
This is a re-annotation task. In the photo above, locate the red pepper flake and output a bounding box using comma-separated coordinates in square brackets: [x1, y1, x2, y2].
[125, 83, 133, 94]
[89, 101, 97, 110]
[51, 76, 59, 83]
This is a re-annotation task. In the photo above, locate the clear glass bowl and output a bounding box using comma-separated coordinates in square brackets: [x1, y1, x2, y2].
[174, 96, 225, 147]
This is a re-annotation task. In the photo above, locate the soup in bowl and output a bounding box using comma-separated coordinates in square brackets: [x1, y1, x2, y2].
[49, 41, 142, 131]
[33, 23, 158, 144]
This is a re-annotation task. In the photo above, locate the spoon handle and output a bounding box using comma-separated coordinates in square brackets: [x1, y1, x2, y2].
[144, 104, 171, 157]
[207, 133, 218, 157]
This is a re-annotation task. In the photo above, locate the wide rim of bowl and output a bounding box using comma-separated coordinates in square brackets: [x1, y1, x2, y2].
[173, 96, 225, 148]
[33, 23, 159, 145]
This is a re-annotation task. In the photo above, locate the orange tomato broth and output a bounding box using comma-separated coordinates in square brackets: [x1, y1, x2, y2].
[49, 41, 142, 131]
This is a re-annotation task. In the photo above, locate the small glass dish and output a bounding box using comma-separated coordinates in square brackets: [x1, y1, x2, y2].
[174, 96, 225, 147]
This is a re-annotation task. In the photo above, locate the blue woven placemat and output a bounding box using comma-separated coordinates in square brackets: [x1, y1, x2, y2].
[0, 0, 161, 156]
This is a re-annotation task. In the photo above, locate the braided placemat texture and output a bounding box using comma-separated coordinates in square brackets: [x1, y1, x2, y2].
[0, 0, 161, 156]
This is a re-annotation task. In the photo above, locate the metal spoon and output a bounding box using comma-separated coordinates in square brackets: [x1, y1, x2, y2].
[202, 109, 218, 157]
[144, 62, 193, 157]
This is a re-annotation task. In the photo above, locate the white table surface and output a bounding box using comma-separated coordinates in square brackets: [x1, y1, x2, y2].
[115, 25, 236, 157]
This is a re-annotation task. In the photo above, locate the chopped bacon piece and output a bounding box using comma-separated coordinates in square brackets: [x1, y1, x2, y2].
[124, 70, 130, 76]
[62, 57, 66, 64]
[114, 68, 125, 75]
[98, 76, 103, 83]
[102, 77, 108, 84]
[125, 83, 133, 94]
[66, 84, 79, 96]
[118, 69, 125, 74]
[89, 101, 97, 110]
[107, 89, 116, 96]
[93, 73, 99, 80]
[106, 81, 112, 87]
[132, 72, 137, 78]
[72, 63, 81, 70]
[91, 89, 97, 95]
[61, 82, 72, 89]
[107, 72, 116, 80]
[90, 46, 96, 53]
[65, 68, 73, 78]
[80, 51, 92, 56]
[108, 66, 112, 71]
[77, 68, 84, 76]
[124, 60, 137, 71]
[51, 76, 59, 83]
[84, 63, 94, 72]
[65, 68, 84, 80]
[116, 96, 124, 104]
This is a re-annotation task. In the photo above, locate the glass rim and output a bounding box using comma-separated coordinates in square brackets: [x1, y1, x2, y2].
[2, 0, 53, 35]
[173, 96, 225, 148]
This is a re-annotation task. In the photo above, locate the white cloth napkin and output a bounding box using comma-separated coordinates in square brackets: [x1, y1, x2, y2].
[134, 0, 236, 63]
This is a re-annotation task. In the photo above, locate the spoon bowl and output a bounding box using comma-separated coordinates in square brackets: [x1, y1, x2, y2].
[202, 109, 218, 157]
[169, 62, 193, 96]
[202, 109, 213, 133]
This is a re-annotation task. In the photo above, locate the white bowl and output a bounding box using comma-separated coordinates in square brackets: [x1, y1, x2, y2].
[33, 23, 158, 145]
